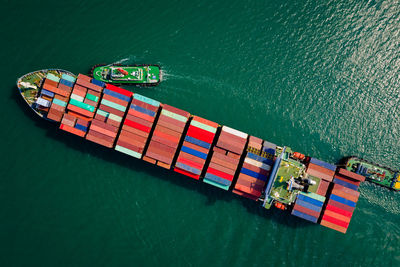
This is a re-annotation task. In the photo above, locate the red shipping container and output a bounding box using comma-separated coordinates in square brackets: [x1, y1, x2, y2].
[162, 104, 190, 118]
[206, 167, 234, 181]
[102, 93, 129, 106]
[51, 103, 65, 112]
[76, 79, 103, 92]
[213, 146, 227, 155]
[157, 119, 184, 134]
[116, 140, 144, 153]
[61, 117, 75, 127]
[249, 135, 263, 144]
[242, 162, 269, 176]
[211, 156, 237, 171]
[58, 83, 72, 95]
[121, 124, 149, 138]
[237, 173, 265, 187]
[95, 113, 107, 122]
[308, 163, 335, 176]
[307, 168, 334, 182]
[177, 157, 203, 170]
[126, 114, 153, 128]
[119, 129, 147, 144]
[117, 134, 145, 149]
[333, 184, 360, 197]
[76, 118, 89, 127]
[67, 104, 93, 118]
[63, 113, 77, 123]
[44, 79, 58, 87]
[124, 119, 151, 133]
[87, 129, 115, 143]
[90, 125, 117, 138]
[106, 84, 133, 97]
[157, 161, 171, 169]
[293, 203, 321, 218]
[60, 124, 85, 137]
[86, 133, 114, 148]
[320, 220, 347, 234]
[145, 151, 173, 165]
[131, 99, 159, 113]
[147, 140, 177, 154]
[174, 168, 200, 180]
[334, 175, 361, 186]
[178, 152, 206, 165]
[142, 156, 156, 164]
[212, 151, 240, 165]
[325, 204, 353, 218]
[67, 111, 91, 122]
[151, 135, 178, 149]
[106, 118, 121, 128]
[87, 89, 100, 97]
[128, 108, 155, 123]
[323, 209, 351, 223]
[77, 74, 91, 81]
[155, 124, 181, 137]
[84, 98, 98, 107]
[219, 131, 247, 146]
[332, 189, 359, 203]
[192, 116, 218, 128]
[98, 104, 125, 117]
[54, 94, 68, 102]
[235, 177, 264, 192]
[153, 130, 180, 144]
[328, 199, 355, 213]
[47, 111, 63, 122]
[234, 184, 262, 197]
[317, 180, 330, 196]
[232, 189, 259, 201]
[186, 125, 215, 144]
[322, 214, 349, 228]
[183, 141, 209, 154]
[338, 168, 366, 182]
[216, 140, 243, 155]
[158, 114, 186, 128]
[91, 119, 118, 132]
[228, 152, 241, 159]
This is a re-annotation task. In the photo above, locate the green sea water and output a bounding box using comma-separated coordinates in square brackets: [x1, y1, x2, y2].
[1, 0, 400, 266]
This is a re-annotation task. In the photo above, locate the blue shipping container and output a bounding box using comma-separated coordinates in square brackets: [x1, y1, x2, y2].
[175, 162, 201, 175]
[310, 158, 336, 172]
[291, 210, 318, 223]
[246, 152, 274, 165]
[295, 199, 322, 212]
[297, 194, 324, 207]
[181, 146, 208, 160]
[91, 79, 105, 87]
[185, 136, 211, 149]
[204, 173, 231, 186]
[130, 104, 156, 117]
[74, 123, 87, 132]
[333, 178, 359, 191]
[240, 168, 268, 181]
[103, 89, 131, 102]
[59, 79, 74, 88]
[330, 194, 357, 207]
[41, 89, 54, 98]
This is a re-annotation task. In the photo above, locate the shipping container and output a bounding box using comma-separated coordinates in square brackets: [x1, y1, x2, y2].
[291, 210, 318, 223]
[309, 158, 337, 172]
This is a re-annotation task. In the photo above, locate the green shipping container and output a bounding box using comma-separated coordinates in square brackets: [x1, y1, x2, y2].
[86, 93, 99, 102]
[101, 99, 127, 112]
[161, 109, 187, 123]
[69, 98, 95, 112]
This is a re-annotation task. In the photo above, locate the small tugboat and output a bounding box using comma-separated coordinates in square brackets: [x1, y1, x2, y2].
[344, 156, 400, 190]
[90, 64, 161, 86]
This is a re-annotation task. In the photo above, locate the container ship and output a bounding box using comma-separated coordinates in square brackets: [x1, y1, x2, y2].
[17, 69, 397, 234]
[90, 64, 161, 86]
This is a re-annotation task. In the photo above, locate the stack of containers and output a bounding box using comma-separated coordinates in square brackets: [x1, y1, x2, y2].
[203, 126, 248, 190]
[291, 192, 326, 223]
[60, 74, 104, 137]
[232, 137, 275, 200]
[40, 73, 74, 122]
[173, 116, 218, 179]
[144, 104, 190, 169]
[306, 158, 337, 197]
[319, 168, 365, 233]
[86, 84, 132, 148]
[115, 93, 160, 159]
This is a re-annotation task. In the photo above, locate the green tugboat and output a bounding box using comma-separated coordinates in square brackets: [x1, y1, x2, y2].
[344, 157, 400, 190]
[90, 64, 161, 86]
